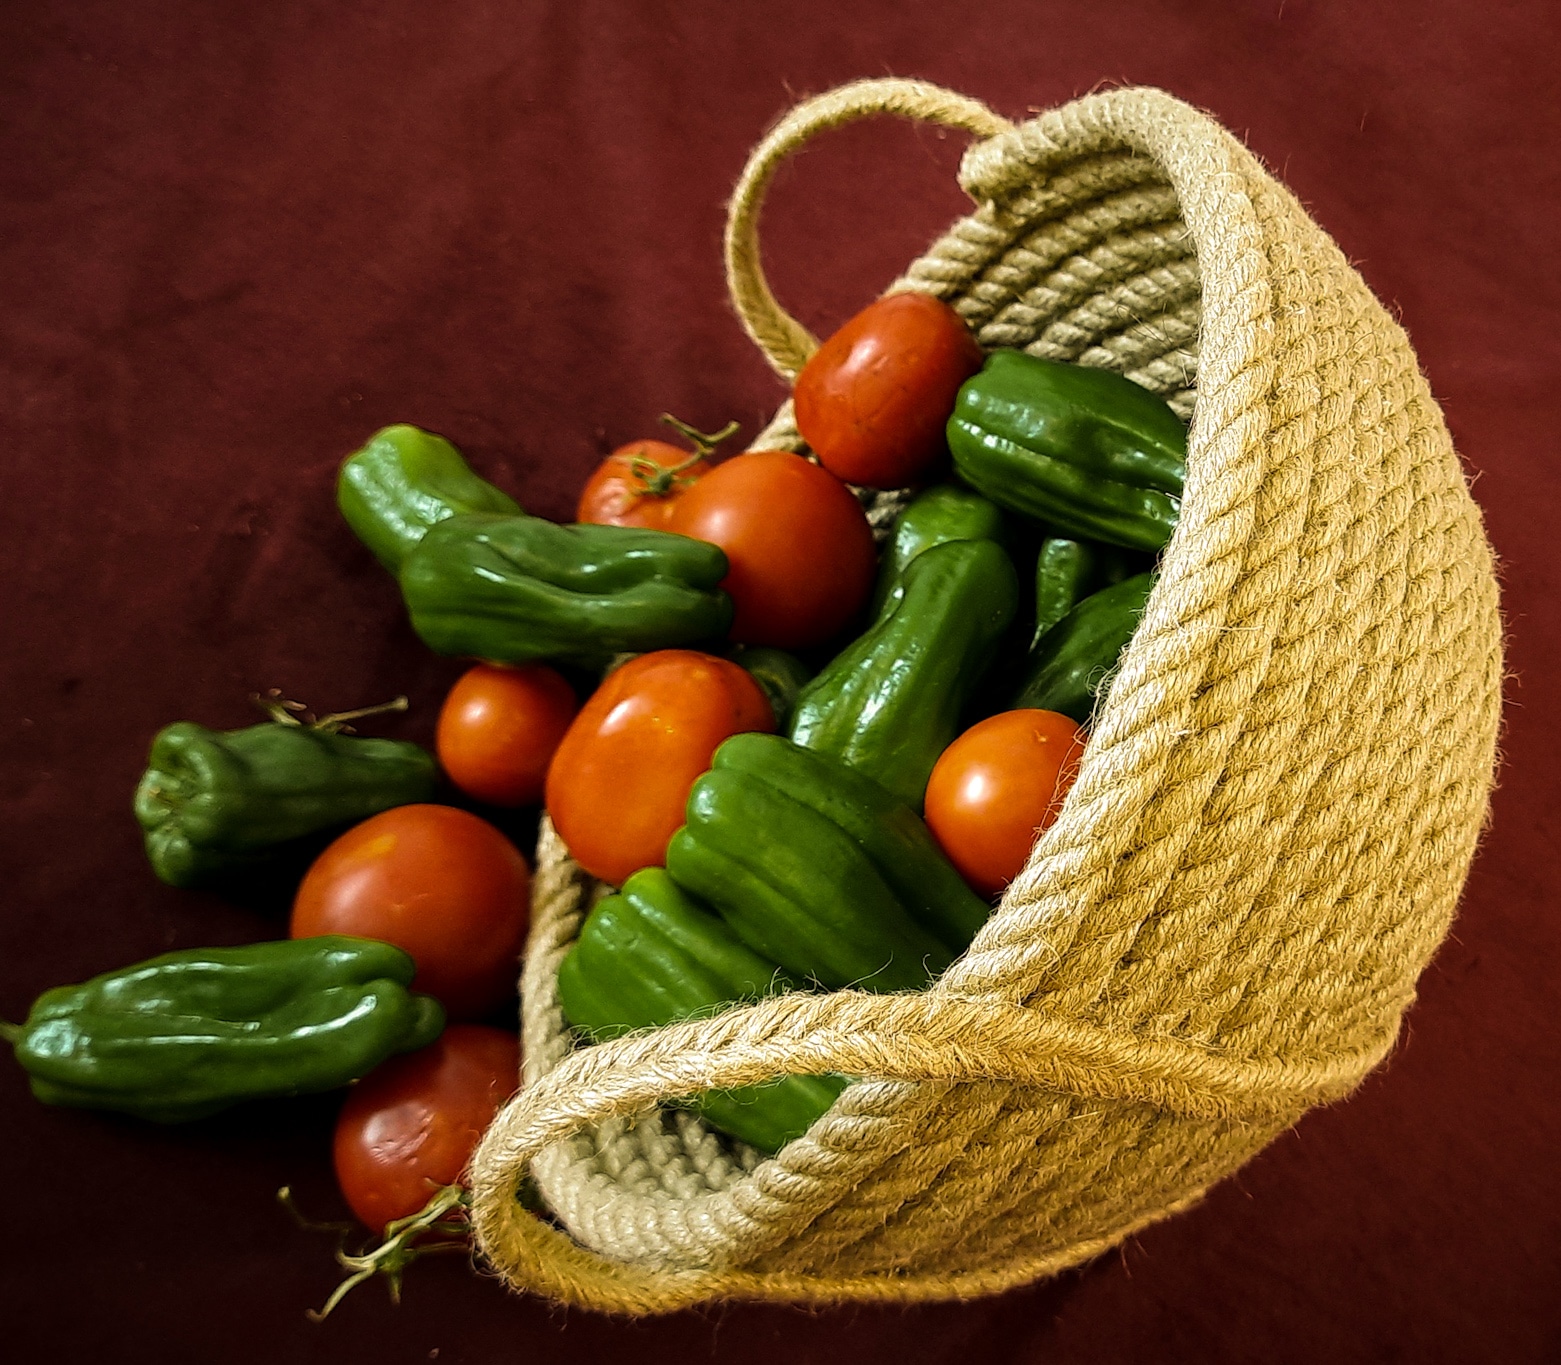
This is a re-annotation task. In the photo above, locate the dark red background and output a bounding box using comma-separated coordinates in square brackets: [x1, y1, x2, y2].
[3, 2, 1557, 1361]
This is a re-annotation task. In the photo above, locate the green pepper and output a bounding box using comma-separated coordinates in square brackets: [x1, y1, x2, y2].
[338, 424, 522, 571]
[947, 350, 1187, 551]
[558, 868, 845, 1152]
[788, 537, 1019, 809]
[712, 733, 991, 953]
[666, 766, 954, 992]
[729, 646, 814, 729]
[1031, 537, 1096, 646]
[399, 512, 732, 668]
[1015, 572, 1155, 722]
[867, 484, 1006, 622]
[3, 937, 445, 1122]
[133, 721, 438, 888]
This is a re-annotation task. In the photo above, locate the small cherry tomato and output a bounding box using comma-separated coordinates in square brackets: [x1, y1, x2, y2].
[333, 1023, 520, 1234]
[291, 805, 530, 1019]
[436, 662, 578, 807]
[576, 416, 736, 529]
[923, 709, 1086, 898]
[793, 291, 983, 489]
[668, 450, 877, 648]
[545, 649, 773, 886]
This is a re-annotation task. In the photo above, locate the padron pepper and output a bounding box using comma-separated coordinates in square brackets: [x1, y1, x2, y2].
[558, 867, 846, 1152]
[134, 719, 438, 887]
[728, 645, 814, 730]
[712, 733, 991, 953]
[1015, 571, 1156, 722]
[399, 512, 732, 667]
[666, 741, 957, 992]
[338, 424, 522, 571]
[788, 536, 1019, 809]
[947, 350, 1188, 552]
[866, 483, 1006, 622]
[3, 937, 446, 1121]
[1031, 536, 1097, 646]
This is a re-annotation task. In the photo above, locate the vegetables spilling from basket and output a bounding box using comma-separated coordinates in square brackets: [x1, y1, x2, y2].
[2, 289, 1186, 1310]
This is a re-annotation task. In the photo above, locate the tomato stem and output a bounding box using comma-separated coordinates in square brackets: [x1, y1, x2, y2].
[623, 413, 741, 500]
[280, 1182, 472, 1321]
[251, 690, 410, 735]
[658, 412, 740, 456]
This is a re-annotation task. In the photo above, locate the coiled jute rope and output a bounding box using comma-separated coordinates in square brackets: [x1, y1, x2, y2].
[467, 79, 1503, 1314]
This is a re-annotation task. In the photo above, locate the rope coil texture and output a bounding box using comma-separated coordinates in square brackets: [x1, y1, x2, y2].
[468, 79, 1503, 1314]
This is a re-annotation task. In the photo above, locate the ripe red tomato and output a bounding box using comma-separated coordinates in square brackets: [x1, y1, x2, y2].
[545, 650, 773, 886]
[436, 662, 578, 807]
[793, 291, 983, 489]
[576, 440, 711, 529]
[923, 709, 1086, 899]
[290, 805, 530, 1020]
[333, 1024, 520, 1234]
[667, 451, 877, 649]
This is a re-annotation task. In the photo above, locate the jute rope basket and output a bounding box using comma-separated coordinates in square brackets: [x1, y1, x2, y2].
[467, 79, 1503, 1313]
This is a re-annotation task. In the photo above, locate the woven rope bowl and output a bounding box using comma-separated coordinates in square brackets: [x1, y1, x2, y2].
[467, 79, 1503, 1314]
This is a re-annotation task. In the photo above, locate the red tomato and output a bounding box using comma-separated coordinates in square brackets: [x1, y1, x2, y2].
[545, 650, 773, 886]
[667, 451, 877, 649]
[793, 292, 983, 489]
[576, 440, 711, 529]
[436, 662, 578, 807]
[291, 805, 530, 1020]
[923, 709, 1086, 899]
[333, 1024, 520, 1234]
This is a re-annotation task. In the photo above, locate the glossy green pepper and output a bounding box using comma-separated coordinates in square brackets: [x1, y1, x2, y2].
[788, 537, 1019, 809]
[133, 720, 438, 888]
[1031, 537, 1097, 646]
[867, 484, 1006, 622]
[666, 763, 954, 993]
[338, 424, 522, 571]
[399, 512, 732, 667]
[2, 937, 446, 1122]
[947, 350, 1187, 551]
[558, 868, 846, 1152]
[1015, 571, 1155, 722]
[713, 733, 991, 953]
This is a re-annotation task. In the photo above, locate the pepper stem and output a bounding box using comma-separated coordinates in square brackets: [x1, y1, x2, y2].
[251, 690, 409, 735]
[279, 1183, 471, 1321]
[0, 1021, 22, 1045]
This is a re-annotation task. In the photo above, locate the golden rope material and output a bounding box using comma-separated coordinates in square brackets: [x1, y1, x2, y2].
[468, 79, 1504, 1314]
[723, 78, 1015, 381]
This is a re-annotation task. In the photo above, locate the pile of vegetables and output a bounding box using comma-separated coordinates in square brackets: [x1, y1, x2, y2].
[2, 288, 1185, 1311]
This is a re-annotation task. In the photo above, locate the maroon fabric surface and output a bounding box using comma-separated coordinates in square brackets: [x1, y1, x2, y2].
[3, 3, 1558, 1361]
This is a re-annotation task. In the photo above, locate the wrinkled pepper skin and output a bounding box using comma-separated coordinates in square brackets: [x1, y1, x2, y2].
[338, 424, 522, 571]
[1015, 572, 1156, 722]
[6, 937, 446, 1122]
[867, 484, 1006, 622]
[400, 512, 733, 667]
[788, 537, 1019, 809]
[558, 868, 845, 1152]
[134, 722, 439, 888]
[948, 350, 1187, 552]
[666, 767, 954, 992]
[712, 733, 991, 953]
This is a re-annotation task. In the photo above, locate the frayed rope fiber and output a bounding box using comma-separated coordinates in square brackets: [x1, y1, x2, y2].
[466, 79, 1503, 1314]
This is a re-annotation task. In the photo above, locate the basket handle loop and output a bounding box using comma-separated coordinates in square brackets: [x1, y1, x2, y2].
[724, 78, 1013, 382]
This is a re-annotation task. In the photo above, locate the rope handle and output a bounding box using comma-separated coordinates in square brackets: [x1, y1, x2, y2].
[723, 78, 1014, 382]
[469, 976, 1395, 1300]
